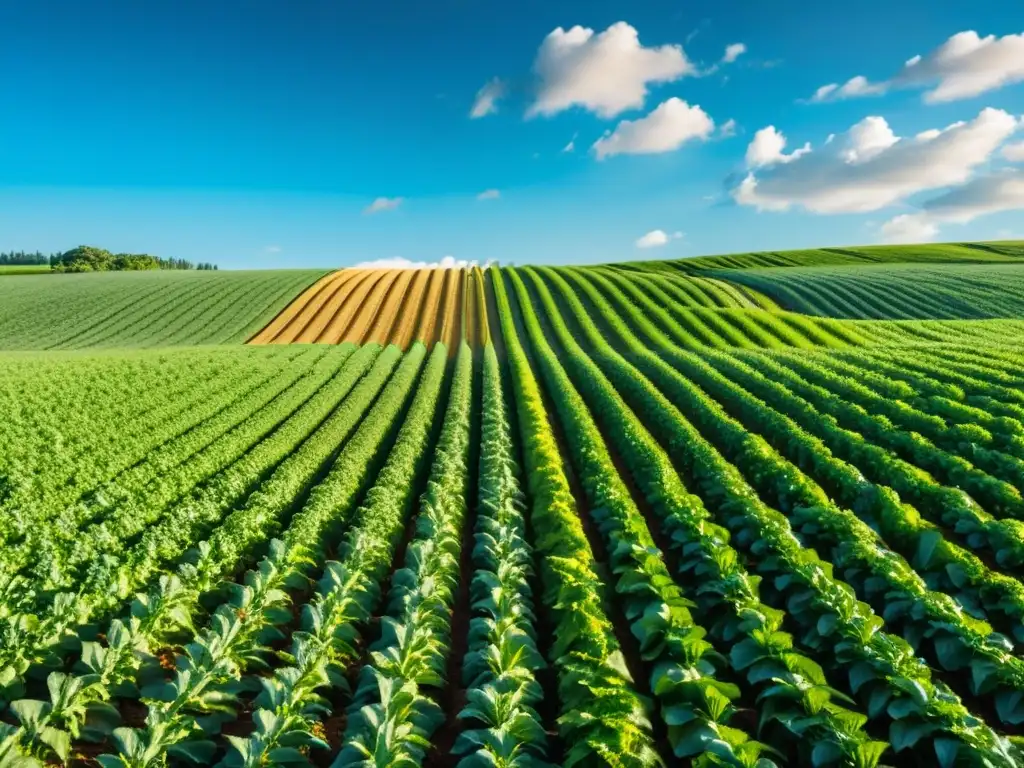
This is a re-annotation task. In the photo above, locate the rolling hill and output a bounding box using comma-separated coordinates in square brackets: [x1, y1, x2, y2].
[3, 243, 1024, 768]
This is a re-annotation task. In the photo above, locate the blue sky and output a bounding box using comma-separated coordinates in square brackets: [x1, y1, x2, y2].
[0, 0, 1022, 268]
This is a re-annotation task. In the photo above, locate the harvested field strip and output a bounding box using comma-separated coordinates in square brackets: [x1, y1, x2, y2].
[342, 269, 401, 344]
[462, 268, 478, 346]
[251, 269, 370, 344]
[413, 267, 448, 344]
[391, 268, 431, 349]
[264, 270, 363, 344]
[248, 271, 342, 344]
[471, 265, 489, 345]
[439, 266, 464, 349]
[249, 267, 476, 349]
[316, 269, 387, 343]
[292, 269, 368, 343]
[363, 268, 416, 344]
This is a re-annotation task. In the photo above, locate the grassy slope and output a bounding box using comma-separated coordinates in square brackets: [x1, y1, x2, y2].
[0, 265, 52, 275]
[6, 253, 1024, 766]
[618, 240, 1024, 272]
[0, 269, 327, 350]
[4, 244, 1024, 351]
[715, 262, 1024, 320]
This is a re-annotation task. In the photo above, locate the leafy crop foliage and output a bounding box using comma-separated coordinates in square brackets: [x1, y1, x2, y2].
[4, 247, 1024, 768]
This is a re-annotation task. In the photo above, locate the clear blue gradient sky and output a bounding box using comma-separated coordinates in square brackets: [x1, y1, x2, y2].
[1, 0, 1022, 268]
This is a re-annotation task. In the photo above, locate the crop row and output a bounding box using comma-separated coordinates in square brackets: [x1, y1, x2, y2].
[0, 270, 326, 349]
[506, 264, 1024, 766]
[5, 266, 1024, 766]
[719, 263, 1024, 320]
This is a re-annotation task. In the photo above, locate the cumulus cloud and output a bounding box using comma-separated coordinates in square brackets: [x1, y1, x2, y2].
[470, 78, 505, 118]
[722, 43, 747, 64]
[593, 98, 715, 159]
[745, 126, 811, 168]
[809, 76, 887, 103]
[477, 189, 501, 200]
[879, 214, 940, 243]
[354, 255, 473, 269]
[809, 30, 1024, 104]
[734, 107, 1020, 214]
[364, 197, 404, 214]
[1003, 141, 1024, 162]
[528, 22, 694, 118]
[880, 168, 1024, 242]
[904, 31, 1024, 103]
[840, 116, 899, 162]
[719, 118, 737, 138]
[635, 229, 683, 248]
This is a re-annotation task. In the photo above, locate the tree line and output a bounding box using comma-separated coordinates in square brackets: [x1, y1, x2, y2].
[0, 247, 217, 272]
[0, 251, 60, 266]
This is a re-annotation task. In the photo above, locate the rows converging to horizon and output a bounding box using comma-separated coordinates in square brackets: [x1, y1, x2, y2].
[4, 244, 1024, 767]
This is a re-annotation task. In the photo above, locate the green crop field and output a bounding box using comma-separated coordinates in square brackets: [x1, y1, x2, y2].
[0, 269, 327, 349]
[6, 244, 1024, 768]
[0, 265, 52, 275]
[715, 262, 1024, 320]
[624, 240, 1024, 272]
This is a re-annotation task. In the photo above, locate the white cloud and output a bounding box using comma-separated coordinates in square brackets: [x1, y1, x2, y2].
[722, 43, 747, 64]
[264, 245, 282, 254]
[720, 118, 737, 138]
[745, 126, 811, 168]
[477, 189, 501, 200]
[880, 214, 940, 243]
[809, 30, 1024, 104]
[1003, 141, 1024, 162]
[809, 75, 887, 102]
[592, 98, 715, 159]
[840, 115, 899, 162]
[470, 78, 505, 118]
[635, 229, 683, 248]
[811, 84, 838, 102]
[354, 255, 473, 269]
[904, 31, 1024, 103]
[528, 22, 694, 118]
[880, 168, 1024, 242]
[735, 107, 1020, 214]
[562, 132, 578, 152]
[364, 197, 404, 214]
